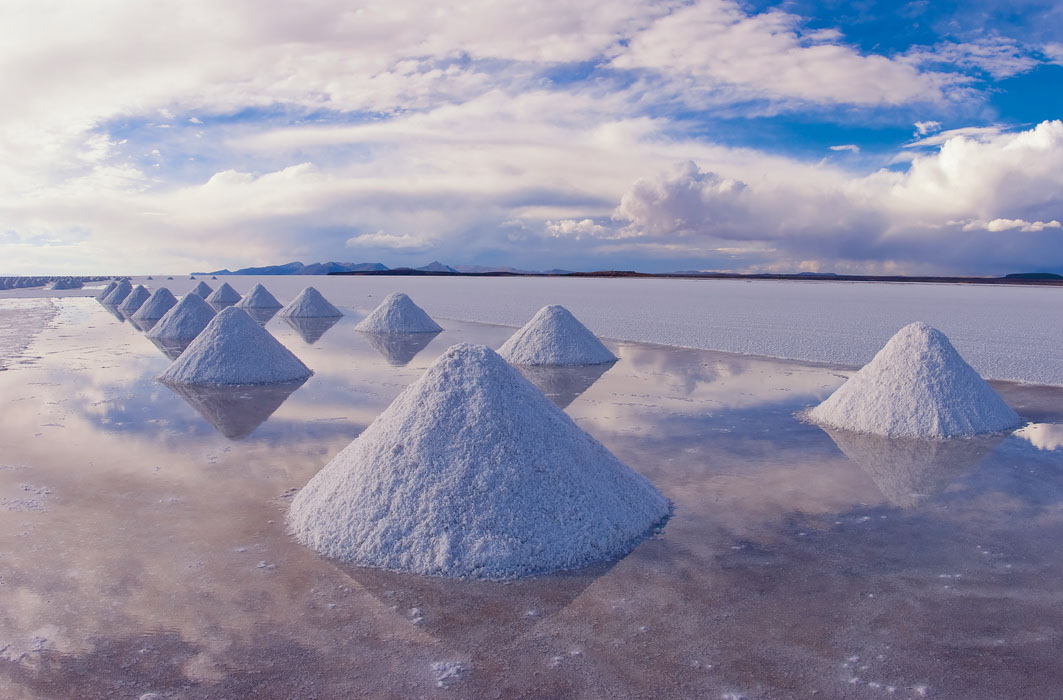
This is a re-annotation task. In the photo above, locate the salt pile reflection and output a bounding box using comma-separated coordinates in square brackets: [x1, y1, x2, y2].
[359, 329, 437, 364]
[283, 315, 341, 345]
[514, 361, 614, 408]
[161, 379, 308, 439]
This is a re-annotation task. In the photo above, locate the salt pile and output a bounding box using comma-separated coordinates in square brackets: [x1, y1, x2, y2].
[808, 322, 1022, 438]
[158, 307, 312, 386]
[131, 287, 178, 321]
[236, 283, 282, 309]
[288, 343, 670, 580]
[279, 286, 342, 318]
[206, 282, 242, 306]
[354, 292, 440, 332]
[117, 285, 151, 314]
[188, 281, 213, 298]
[498, 305, 616, 366]
[147, 292, 216, 342]
[101, 279, 132, 305]
[49, 278, 81, 290]
[95, 281, 117, 301]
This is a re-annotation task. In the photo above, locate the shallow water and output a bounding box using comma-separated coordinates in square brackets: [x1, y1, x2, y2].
[1, 297, 1062, 699]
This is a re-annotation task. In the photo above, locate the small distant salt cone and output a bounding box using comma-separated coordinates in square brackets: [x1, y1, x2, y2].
[279, 286, 342, 318]
[147, 292, 216, 343]
[498, 305, 616, 366]
[50, 278, 80, 290]
[236, 283, 283, 309]
[188, 281, 213, 298]
[132, 287, 178, 321]
[101, 279, 132, 305]
[118, 285, 151, 313]
[355, 292, 440, 333]
[96, 281, 118, 301]
[158, 307, 311, 386]
[206, 282, 241, 306]
[288, 343, 670, 580]
[808, 322, 1022, 438]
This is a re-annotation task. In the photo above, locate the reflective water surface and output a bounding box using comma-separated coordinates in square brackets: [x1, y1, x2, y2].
[1, 298, 1062, 699]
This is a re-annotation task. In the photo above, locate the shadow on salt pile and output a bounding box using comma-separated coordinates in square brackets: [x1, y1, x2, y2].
[515, 361, 615, 409]
[822, 427, 1005, 508]
[160, 379, 308, 440]
[359, 330, 438, 364]
[334, 559, 614, 651]
[244, 307, 279, 326]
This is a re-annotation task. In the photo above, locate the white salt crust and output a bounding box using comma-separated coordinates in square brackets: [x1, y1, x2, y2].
[288, 343, 670, 580]
[131, 288, 178, 321]
[498, 305, 616, 366]
[236, 283, 283, 309]
[279, 287, 342, 318]
[147, 293, 217, 342]
[808, 322, 1022, 438]
[188, 281, 213, 298]
[354, 292, 441, 333]
[158, 307, 312, 386]
[95, 281, 118, 301]
[101, 280, 132, 305]
[117, 285, 151, 314]
[206, 282, 242, 305]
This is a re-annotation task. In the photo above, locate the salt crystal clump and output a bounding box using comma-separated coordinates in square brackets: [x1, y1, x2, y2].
[206, 282, 242, 305]
[158, 307, 312, 386]
[118, 285, 151, 313]
[288, 343, 670, 580]
[236, 283, 282, 309]
[132, 287, 178, 321]
[355, 292, 440, 333]
[279, 287, 342, 318]
[101, 279, 132, 305]
[96, 281, 118, 301]
[498, 305, 616, 366]
[188, 281, 213, 298]
[147, 293, 216, 342]
[808, 322, 1022, 438]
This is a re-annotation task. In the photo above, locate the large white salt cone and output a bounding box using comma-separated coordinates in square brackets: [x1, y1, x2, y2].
[354, 292, 441, 333]
[147, 292, 216, 342]
[158, 307, 312, 386]
[101, 279, 132, 305]
[132, 287, 178, 321]
[236, 283, 283, 309]
[206, 282, 242, 305]
[188, 281, 213, 298]
[288, 343, 670, 580]
[498, 305, 616, 366]
[118, 285, 151, 314]
[808, 322, 1022, 438]
[279, 286, 342, 318]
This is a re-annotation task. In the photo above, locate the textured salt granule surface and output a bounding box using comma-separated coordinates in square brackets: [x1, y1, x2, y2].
[206, 282, 242, 305]
[354, 292, 440, 333]
[158, 307, 312, 386]
[147, 293, 216, 342]
[188, 281, 213, 298]
[279, 287, 342, 318]
[498, 305, 616, 366]
[95, 281, 117, 301]
[808, 322, 1022, 438]
[101, 280, 132, 305]
[131, 288, 177, 321]
[236, 283, 282, 309]
[117, 285, 151, 314]
[288, 343, 670, 580]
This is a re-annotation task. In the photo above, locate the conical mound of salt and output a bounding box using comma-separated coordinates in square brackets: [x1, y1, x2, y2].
[147, 292, 216, 342]
[236, 283, 282, 309]
[498, 305, 616, 366]
[188, 281, 213, 298]
[206, 282, 242, 306]
[118, 285, 151, 313]
[279, 286, 342, 318]
[354, 292, 440, 333]
[158, 307, 312, 386]
[96, 281, 118, 301]
[288, 343, 670, 580]
[132, 287, 178, 321]
[101, 279, 132, 305]
[808, 322, 1022, 438]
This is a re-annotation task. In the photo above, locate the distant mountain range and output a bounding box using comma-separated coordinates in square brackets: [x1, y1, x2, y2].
[196, 260, 553, 275]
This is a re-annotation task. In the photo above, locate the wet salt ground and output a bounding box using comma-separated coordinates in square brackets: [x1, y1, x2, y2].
[0, 298, 1062, 699]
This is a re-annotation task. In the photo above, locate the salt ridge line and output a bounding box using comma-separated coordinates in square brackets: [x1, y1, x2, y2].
[288, 343, 670, 580]
[498, 304, 616, 366]
[354, 292, 440, 333]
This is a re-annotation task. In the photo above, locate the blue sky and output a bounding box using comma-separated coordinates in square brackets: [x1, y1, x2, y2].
[0, 0, 1060, 274]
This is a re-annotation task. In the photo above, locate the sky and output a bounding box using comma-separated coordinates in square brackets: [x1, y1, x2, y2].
[1, 0, 1061, 275]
